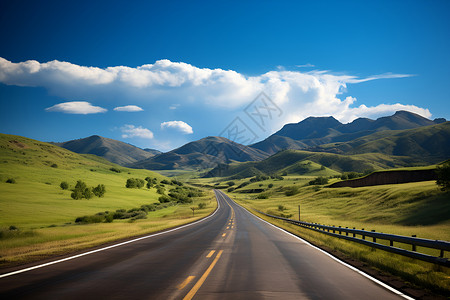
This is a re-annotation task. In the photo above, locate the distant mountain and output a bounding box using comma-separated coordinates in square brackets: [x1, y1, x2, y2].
[52, 135, 158, 166]
[204, 148, 426, 179]
[130, 136, 269, 170]
[143, 148, 163, 156]
[251, 111, 446, 155]
[315, 121, 450, 160]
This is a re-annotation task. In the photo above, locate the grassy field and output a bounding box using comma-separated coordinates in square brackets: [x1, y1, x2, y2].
[221, 177, 450, 295]
[0, 134, 217, 267]
[187, 172, 450, 295]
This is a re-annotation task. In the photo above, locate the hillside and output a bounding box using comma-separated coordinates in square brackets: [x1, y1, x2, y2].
[204, 149, 423, 178]
[0, 133, 167, 229]
[251, 111, 446, 155]
[313, 121, 450, 162]
[131, 136, 269, 170]
[52, 135, 160, 166]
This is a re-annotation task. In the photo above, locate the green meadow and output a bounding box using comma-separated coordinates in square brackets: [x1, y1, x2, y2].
[0, 134, 216, 266]
[191, 172, 450, 295]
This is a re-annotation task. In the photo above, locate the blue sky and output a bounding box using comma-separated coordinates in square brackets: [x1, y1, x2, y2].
[0, 0, 449, 151]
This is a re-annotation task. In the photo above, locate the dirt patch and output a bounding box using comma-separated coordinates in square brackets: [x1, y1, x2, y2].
[9, 140, 29, 149]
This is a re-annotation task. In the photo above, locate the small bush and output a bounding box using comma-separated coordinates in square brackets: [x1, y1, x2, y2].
[278, 205, 286, 211]
[198, 203, 206, 209]
[60, 181, 69, 190]
[284, 186, 299, 196]
[227, 187, 235, 192]
[309, 176, 329, 185]
[227, 181, 235, 186]
[6, 178, 16, 184]
[158, 195, 171, 203]
[92, 184, 106, 197]
[268, 183, 274, 188]
[436, 161, 450, 191]
[126, 178, 145, 188]
[51, 163, 58, 168]
[110, 167, 121, 173]
[257, 193, 269, 199]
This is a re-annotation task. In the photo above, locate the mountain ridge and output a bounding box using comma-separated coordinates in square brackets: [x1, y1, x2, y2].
[251, 110, 446, 155]
[52, 135, 161, 166]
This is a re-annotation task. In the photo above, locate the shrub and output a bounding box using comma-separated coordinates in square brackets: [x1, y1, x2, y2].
[309, 176, 329, 185]
[284, 186, 299, 196]
[156, 186, 165, 194]
[51, 163, 58, 168]
[71, 189, 83, 200]
[227, 181, 235, 186]
[158, 195, 171, 203]
[278, 205, 286, 211]
[6, 178, 16, 184]
[436, 162, 450, 191]
[126, 178, 145, 188]
[256, 193, 269, 199]
[198, 203, 206, 209]
[227, 187, 235, 192]
[161, 179, 171, 185]
[83, 188, 92, 199]
[60, 181, 69, 190]
[110, 167, 121, 173]
[268, 183, 274, 188]
[92, 184, 106, 197]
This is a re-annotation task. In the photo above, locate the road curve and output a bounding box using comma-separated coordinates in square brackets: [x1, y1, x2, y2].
[0, 190, 409, 299]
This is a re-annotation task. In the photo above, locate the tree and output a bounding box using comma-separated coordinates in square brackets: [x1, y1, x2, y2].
[93, 184, 106, 197]
[75, 180, 87, 191]
[60, 181, 69, 190]
[436, 162, 450, 191]
[71, 189, 83, 200]
[83, 188, 92, 200]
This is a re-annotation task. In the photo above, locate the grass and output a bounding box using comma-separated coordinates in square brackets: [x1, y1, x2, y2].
[229, 179, 450, 295]
[0, 133, 217, 267]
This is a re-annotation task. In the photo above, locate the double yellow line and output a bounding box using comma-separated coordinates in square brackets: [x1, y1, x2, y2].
[182, 250, 224, 300]
[181, 191, 234, 299]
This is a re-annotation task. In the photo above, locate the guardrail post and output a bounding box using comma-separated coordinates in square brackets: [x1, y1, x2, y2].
[352, 228, 355, 237]
[345, 227, 348, 236]
[390, 240, 393, 247]
[332, 226, 335, 234]
[338, 226, 341, 235]
[362, 228, 365, 240]
[412, 235, 417, 251]
[372, 230, 376, 242]
[440, 249, 444, 258]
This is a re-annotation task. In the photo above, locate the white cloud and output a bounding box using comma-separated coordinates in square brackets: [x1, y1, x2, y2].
[0, 57, 428, 130]
[169, 104, 180, 110]
[121, 124, 154, 139]
[113, 105, 143, 112]
[161, 121, 193, 134]
[45, 101, 107, 114]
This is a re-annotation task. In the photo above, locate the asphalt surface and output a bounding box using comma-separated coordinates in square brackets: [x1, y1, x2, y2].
[0, 190, 408, 299]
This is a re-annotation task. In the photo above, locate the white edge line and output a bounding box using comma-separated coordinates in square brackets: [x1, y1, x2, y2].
[221, 191, 414, 300]
[0, 195, 221, 279]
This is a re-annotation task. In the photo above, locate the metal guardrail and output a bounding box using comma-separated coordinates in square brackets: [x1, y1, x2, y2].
[257, 210, 450, 267]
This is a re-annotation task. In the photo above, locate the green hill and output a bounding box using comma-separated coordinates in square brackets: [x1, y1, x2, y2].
[0, 133, 168, 229]
[52, 135, 161, 166]
[205, 149, 427, 179]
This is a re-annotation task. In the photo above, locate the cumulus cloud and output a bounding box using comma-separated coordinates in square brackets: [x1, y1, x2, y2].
[0, 57, 428, 128]
[121, 124, 154, 139]
[45, 101, 107, 114]
[113, 105, 143, 112]
[161, 121, 193, 134]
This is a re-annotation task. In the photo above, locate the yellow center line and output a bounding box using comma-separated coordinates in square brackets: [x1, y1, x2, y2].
[183, 250, 224, 300]
[178, 276, 195, 290]
[206, 250, 215, 258]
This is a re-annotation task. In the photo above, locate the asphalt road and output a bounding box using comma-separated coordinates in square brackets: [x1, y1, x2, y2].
[0, 190, 409, 299]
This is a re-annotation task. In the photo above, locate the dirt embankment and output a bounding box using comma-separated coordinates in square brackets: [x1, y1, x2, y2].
[329, 169, 437, 188]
